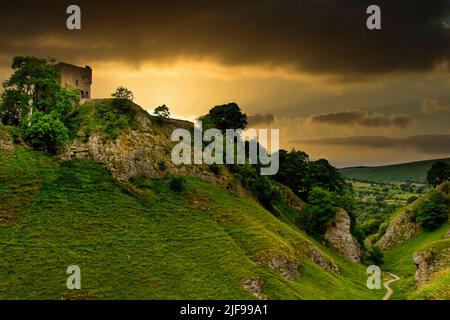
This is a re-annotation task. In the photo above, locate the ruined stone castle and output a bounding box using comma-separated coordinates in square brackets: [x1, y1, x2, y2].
[56, 63, 92, 100]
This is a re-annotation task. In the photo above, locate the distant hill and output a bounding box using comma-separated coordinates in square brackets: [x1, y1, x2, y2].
[339, 158, 450, 184]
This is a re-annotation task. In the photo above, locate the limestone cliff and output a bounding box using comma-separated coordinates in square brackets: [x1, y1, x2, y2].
[59, 101, 227, 186]
[324, 209, 361, 263]
[379, 207, 422, 250]
[413, 240, 450, 286]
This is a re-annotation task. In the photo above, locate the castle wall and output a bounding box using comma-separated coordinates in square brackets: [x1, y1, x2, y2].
[56, 63, 92, 99]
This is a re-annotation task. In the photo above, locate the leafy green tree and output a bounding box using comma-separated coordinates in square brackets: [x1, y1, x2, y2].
[298, 187, 340, 234]
[0, 89, 29, 126]
[427, 161, 450, 187]
[2, 56, 79, 123]
[273, 150, 345, 200]
[153, 105, 171, 120]
[54, 86, 80, 117]
[415, 191, 449, 230]
[111, 86, 134, 106]
[253, 176, 282, 211]
[5, 56, 61, 115]
[367, 245, 384, 266]
[273, 149, 310, 199]
[1, 56, 79, 153]
[307, 158, 345, 194]
[24, 111, 69, 154]
[199, 103, 247, 132]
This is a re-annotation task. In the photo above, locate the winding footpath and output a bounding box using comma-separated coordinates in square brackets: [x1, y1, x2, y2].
[382, 273, 401, 300]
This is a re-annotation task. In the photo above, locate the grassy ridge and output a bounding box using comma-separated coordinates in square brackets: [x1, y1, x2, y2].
[0, 147, 383, 300]
[339, 158, 450, 183]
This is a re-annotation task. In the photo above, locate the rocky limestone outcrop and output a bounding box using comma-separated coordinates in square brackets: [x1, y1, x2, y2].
[324, 209, 361, 263]
[0, 128, 15, 152]
[260, 244, 339, 281]
[58, 105, 228, 186]
[267, 254, 301, 280]
[413, 243, 450, 286]
[379, 208, 421, 250]
[306, 244, 340, 273]
[275, 183, 305, 211]
[61, 131, 172, 180]
[241, 278, 266, 300]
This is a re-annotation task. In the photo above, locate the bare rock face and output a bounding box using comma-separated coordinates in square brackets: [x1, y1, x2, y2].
[413, 245, 450, 286]
[379, 209, 421, 250]
[324, 210, 361, 263]
[60, 131, 170, 180]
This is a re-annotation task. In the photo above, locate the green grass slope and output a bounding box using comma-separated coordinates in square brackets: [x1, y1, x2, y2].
[409, 269, 450, 300]
[339, 158, 450, 183]
[0, 146, 384, 300]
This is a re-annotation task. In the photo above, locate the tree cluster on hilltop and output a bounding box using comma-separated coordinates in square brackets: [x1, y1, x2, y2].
[427, 161, 450, 187]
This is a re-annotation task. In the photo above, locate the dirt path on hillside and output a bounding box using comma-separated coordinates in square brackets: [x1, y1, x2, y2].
[383, 272, 401, 300]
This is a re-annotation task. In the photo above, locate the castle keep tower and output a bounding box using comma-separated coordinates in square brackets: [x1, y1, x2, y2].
[56, 63, 92, 100]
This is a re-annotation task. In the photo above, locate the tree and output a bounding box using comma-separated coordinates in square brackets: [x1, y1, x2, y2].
[24, 111, 69, 154]
[1, 56, 79, 153]
[273, 150, 345, 200]
[415, 191, 449, 230]
[298, 187, 340, 234]
[3, 56, 61, 120]
[153, 104, 171, 119]
[367, 246, 384, 266]
[273, 149, 310, 199]
[307, 159, 345, 194]
[427, 161, 450, 187]
[111, 86, 134, 103]
[54, 86, 80, 117]
[199, 102, 247, 132]
[0, 89, 29, 126]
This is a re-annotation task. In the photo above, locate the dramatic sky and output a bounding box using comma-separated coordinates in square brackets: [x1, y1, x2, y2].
[1, 0, 450, 166]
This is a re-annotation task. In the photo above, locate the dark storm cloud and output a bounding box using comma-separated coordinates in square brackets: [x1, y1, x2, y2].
[309, 109, 413, 128]
[292, 135, 450, 153]
[1, 0, 450, 75]
[247, 113, 275, 126]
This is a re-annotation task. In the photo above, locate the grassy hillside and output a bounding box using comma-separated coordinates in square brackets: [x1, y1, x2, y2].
[410, 269, 450, 300]
[0, 146, 384, 300]
[339, 158, 450, 183]
[383, 223, 449, 300]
